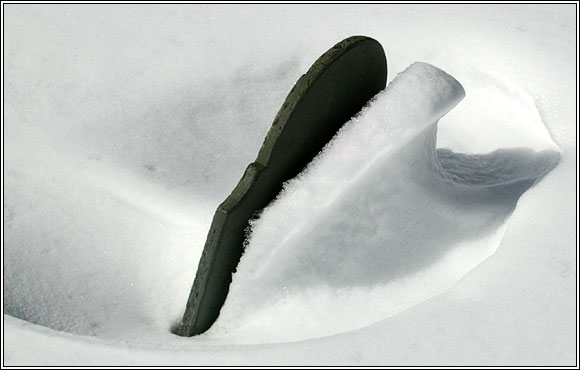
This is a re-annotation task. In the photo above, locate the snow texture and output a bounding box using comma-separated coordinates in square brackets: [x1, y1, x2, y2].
[2, 3, 577, 366]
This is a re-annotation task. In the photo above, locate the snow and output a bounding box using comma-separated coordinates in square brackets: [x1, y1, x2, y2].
[2, 3, 577, 366]
[206, 62, 560, 344]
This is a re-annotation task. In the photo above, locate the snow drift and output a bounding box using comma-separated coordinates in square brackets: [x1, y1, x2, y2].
[3, 4, 574, 365]
[3, 61, 560, 345]
[207, 62, 560, 343]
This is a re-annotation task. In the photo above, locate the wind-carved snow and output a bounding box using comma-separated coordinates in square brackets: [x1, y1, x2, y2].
[3, 5, 574, 365]
[207, 63, 560, 344]
[3, 59, 560, 348]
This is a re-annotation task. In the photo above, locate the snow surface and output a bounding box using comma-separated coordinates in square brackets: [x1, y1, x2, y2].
[2, 3, 577, 366]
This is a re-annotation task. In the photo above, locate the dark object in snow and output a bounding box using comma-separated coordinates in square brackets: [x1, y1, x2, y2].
[177, 36, 388, 337]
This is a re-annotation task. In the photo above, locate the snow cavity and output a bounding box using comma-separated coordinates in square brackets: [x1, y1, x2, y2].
[204, 62, 560, 344]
